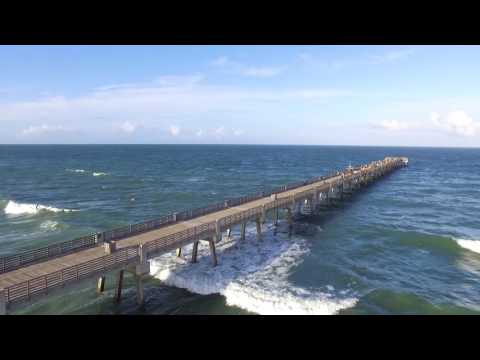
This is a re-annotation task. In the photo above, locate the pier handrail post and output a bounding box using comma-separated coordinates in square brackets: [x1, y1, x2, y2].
[0, 288, 6, 315]
[139, 244, 147, 264]
[95, 232, 104, 245]
[215, 220, 221, 243]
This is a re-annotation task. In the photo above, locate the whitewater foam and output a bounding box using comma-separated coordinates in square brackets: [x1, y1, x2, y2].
[3, 200, 76, 216]
[67, 169, 86, 173]
[150, 223, 358, 315]
[455, 239, 480, 254]
[40, 220, 60, 231]
[93, 172, 108, 177]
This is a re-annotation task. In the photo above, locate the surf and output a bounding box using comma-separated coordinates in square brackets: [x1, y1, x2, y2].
[150, 223, 358, 315]
[3, 200, 76, 216]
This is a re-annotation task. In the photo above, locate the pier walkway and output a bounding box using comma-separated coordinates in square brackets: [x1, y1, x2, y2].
[0, 156, 408, 314]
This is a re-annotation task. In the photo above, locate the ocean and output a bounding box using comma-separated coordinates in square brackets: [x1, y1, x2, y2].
[1, 145, 479, 315]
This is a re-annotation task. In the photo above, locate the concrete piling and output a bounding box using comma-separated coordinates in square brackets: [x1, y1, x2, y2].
[96, 276, 106, 295]
[240, 222, 246, 240]
[114, 270, 124, 303]
[0, 289, 6, 315]
[191, 241, 199, 263]
[256, 215, 262, 240]
[135, 244, 150, 307]
[135, 274, 144, 306]
[208, 240, 218, 267]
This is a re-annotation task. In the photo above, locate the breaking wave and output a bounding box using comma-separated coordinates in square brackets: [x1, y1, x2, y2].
[92, 172, 108, 177]
[3, 200, 77, 216]
[150, 223, 358, 315]
[67, 169, 86, 173]
[454, 238, 480, 254]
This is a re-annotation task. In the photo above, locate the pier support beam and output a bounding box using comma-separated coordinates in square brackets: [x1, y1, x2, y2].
[208, 240, 218, 267]
[114, 270, 124, 303]
[176, 248, 182, 257]
[191, 241, 199, 263]
[226, 228, 232, 240]
[286, 207, 293, 231]
[135, 274, 144, 306]
[0, 289, 6, 315]
[256, 215, 262, 240]
[273, 207, 279, 226]
[240, 222, 246, 240]
[135, 244, 150, 307]
[96, 276, 106, 295]
[214, 220, 221, 243]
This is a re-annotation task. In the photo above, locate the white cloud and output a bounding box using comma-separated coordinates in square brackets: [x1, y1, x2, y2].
[169, 125, 181, 136]
[214, 126, 225, 136]
[211, 56, 285, 77]
[368, 48, 415, 64]
[20, 124, 70, 136]
[211, 56, 229, 66]
[431, 110, 479, 137]
[233, 128, 244, 136]
[378, 119, 409, 131]
[0, 74, 358, 144]
[242, 66, 285, 78]
[299, 47, 415, 69]
[120, 121, 137, 133]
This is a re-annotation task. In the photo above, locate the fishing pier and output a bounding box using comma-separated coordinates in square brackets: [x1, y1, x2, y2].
[0, 156, 408, 314]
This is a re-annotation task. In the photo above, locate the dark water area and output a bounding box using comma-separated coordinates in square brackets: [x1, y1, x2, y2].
[1, 145, 479, 315]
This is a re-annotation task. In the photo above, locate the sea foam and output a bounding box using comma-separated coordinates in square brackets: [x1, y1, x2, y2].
[3, 200, 76, 216]
[150, 223, 358, 315]
[67, 169, 86, 173]
[92, 172, 108, 177]
[455, 239, 480, 254]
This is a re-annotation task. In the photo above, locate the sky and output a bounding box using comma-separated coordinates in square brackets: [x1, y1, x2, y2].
[1, 45, 480, 147]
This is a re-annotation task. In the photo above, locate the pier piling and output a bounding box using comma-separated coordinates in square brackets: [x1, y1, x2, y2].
[114, 270, 124, 303]
[208, 240, 218, 267]
[0, 289, 6, 315]
[96, 276, 106, 295]
[256, 216, 262, 240]
[191, 241, 199, 263]
[240, 222, 246, 240]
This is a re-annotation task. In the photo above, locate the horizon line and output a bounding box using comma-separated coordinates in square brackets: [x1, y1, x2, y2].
[0, 143, 479, 149]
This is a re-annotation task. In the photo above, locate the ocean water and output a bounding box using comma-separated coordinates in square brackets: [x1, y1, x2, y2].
[1, 145, 479, 315]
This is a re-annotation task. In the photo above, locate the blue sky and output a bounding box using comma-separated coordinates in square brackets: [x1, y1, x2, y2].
[1, 45, 480, 146]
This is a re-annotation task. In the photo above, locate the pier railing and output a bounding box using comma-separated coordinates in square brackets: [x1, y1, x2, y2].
[4, 246, 139, 304]
[0, 159, 401, 275]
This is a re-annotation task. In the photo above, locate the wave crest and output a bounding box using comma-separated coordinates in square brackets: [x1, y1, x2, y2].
[3, 200, 77, 216]
[454, 238, 480, 254]
[150, 224, 357, 315]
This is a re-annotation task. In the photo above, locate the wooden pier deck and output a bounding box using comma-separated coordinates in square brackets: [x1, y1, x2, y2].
[0, 156, 408, 314]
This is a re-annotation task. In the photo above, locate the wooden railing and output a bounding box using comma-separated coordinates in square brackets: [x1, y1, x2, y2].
[4, 246, 139, 304]
[0, 234, 97, 275]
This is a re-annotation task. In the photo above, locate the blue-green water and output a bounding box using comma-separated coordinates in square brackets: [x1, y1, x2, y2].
[1, 145, 479, 315]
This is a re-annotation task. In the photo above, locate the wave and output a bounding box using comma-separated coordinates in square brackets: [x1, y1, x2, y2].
[150, 223, 357, 315]
[40, 220, 61, 231]
[67, 169, 108, 177]
[67, 169, 86, 173]
[454, 239, 480, 254]
[3, 200, 77, 216]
